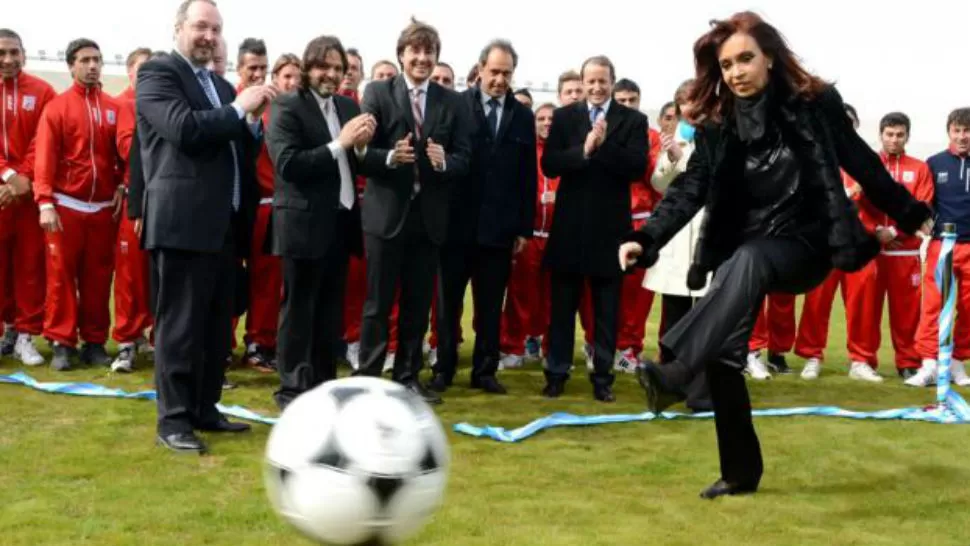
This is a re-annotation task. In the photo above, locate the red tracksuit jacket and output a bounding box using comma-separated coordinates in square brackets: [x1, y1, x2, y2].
[1, 71, 57, 183]
[115, 87, 136, 185]
[878, 152, 934, 250]
[630, 128, 662, 219]
[34, 81, 121, 206]
[534, 139, 560, 234]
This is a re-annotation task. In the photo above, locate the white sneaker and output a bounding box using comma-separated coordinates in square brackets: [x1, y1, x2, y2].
[950, 360, 970, 387]
[614, 348, 640, 374]
[422, 340, 431, 356]
[745, 352, 772, 380]
[427, 347, 437, 367]
[905, 360, 937, 387]
[849, 361, 883, 383]
[801, 358, 821, 380]
[346, 342, 360, 370]
[111, 344, 136, 373]
[499, 353, 523, 370]
[584, 343, 594, 371]
[13, 334, 44, 366]
[383, 353, 395, 373]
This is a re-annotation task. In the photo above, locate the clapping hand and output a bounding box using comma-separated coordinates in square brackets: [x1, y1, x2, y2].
[427, 138, 445, 171]
[391, 132, 415, 165]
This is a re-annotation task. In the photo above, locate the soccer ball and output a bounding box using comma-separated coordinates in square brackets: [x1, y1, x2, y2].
[263, 376, 450, 545]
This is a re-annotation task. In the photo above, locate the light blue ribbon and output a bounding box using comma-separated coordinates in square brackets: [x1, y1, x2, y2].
[0, 372, 279, 425]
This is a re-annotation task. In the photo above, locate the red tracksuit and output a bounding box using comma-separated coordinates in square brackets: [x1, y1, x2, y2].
[111, 86, 153, 346]
[614, 128, 662, 355]
[749, 294, 796, 354]
[849, 153, 933, 370]
[0, 71, 55, 336]
[794, 172, 879, 365]
[500, 138, 560, 356]
[244, 109, 282, 350]
[34, 81, 120, 348]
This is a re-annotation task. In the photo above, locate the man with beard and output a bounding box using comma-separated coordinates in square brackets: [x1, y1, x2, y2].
[267, 35, 373, 409]
[137, 0, 278, 453]
[427, 39, 535, 395]
[354, 17, 471, 404]
[0, 28, 56, 367]
[34, 38, 122, 371]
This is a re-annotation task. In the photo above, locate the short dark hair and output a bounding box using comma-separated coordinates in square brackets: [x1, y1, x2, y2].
[126, 47, 152, 69]
[557, 70, 580, 94]
[237, 37, 267, 65]
[659, 101, 676, 117]
[370, 59, 397, 78]
[879, 112, 911, 134]
[435, 62, 454, 75]
[396, 17, 441, 61]
[466, 64, 480, 85]
[150, 50, 168, 60]
[580, 55, 616, 83]
[613, 78, 640, 96]
[346, 48, 362, 66]
[66, 38, 100, 66]
[0, 29, 23, 48]
[300, 35, 347, 89]
[514, 88, 532, 100]
[478, 39, 518, 69]
[844, 103, 859, 126]
[947, 108, 970, 131]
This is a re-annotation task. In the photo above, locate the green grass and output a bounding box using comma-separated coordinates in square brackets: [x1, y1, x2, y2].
[1, 297, 969, 546]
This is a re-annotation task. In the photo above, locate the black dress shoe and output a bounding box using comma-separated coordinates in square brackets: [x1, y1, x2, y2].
[157, 432, 207, 454]
[542, 380, 565, 398]
[426, 374, 451, 393]
[637, 361, 686, 413]
[593, 385, 615, 402]
[197, 418, 251, 433]
[407, 381, 442, 405]
[471, 376, 507, 394]
[767, 353, 792, 374]
[699, 479, 758, 500]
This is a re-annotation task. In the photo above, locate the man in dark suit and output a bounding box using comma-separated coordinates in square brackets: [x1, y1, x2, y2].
[136, 0, 278, 454]
[427, 40, 536, 395]
[541, 55, 648, 402]
[266, 35, 375, 410]
[354, 18, 472, 404]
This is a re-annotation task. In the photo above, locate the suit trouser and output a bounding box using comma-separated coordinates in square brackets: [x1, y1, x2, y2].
[793, 264, 875, 364]
[151, 232, 236, 435]
[656, 237, 830, 486]
[748, 293, 796, 354]
[0, 199, 47, 335]
[915, 240, 970, 362]
[433, 242, 512, 381]
[546, 271, 622, 387]
[660, 295, 711, 411]
[275, 212, 351, 408]
[245, 202, 282, 349]
[501, 236, 550, 355]
[113, 201, 153, 345]
[43, 205, 117, 347]
[357, 207, 437, 384]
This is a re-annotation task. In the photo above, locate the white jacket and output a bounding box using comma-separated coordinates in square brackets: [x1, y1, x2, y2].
[642, 133, 711, 297]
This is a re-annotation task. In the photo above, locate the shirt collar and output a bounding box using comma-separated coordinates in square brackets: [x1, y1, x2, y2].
[481, 90, 505, 109]
[310, 88, 333, 107]
[403, 74, 430, 95]
[587, 99, 611, 118]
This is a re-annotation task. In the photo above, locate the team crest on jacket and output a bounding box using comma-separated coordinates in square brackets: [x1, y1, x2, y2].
[22, 95, 36, 111]
[938, 172, 949, 184]
[106, 109, 116, 125]
[902, 170, 914, 183]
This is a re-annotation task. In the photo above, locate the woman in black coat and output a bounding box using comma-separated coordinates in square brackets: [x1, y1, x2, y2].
[618, 11, 933, 500]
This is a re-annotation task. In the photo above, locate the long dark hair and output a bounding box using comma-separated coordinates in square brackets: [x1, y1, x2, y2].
[685, 11, 828, 124]
[300, 35, 347, 91]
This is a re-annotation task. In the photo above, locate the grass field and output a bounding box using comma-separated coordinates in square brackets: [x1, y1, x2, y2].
[2, 298, 969, 546]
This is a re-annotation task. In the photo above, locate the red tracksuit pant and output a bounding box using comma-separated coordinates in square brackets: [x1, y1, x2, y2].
[749, 293, 796, 354]
[44, 205, 116, 347]
[793, 263, 876, 365]
[501, 236, 550, 355]
[0, 199, 46, 335]
[244, 202, 281, 348]
[344, 256, 401, 353]
[112, 201, 153, 344]
[851, 251, 923, 370]
[915, 240, 970, 362]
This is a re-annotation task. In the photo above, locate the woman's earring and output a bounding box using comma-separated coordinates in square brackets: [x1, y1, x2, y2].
[715, 80, 721, 97]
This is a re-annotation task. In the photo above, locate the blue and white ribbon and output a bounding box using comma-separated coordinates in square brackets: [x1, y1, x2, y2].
[0, 372, 279, 425]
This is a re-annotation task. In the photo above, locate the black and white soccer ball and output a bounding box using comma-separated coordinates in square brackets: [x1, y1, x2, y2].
[263, 377, 450, 545]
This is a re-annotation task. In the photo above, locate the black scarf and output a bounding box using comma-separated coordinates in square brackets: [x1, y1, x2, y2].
[733, 84, 774, 143]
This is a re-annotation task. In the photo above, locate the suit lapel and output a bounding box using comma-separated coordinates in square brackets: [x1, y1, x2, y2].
[393, 76, 417, 134]
[603, 101, 623, 141]
[421, 82, 442, 138]
[300, 90, 332, 142]
[170, 50, 211, 110]
[494, 92, 516, 144]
